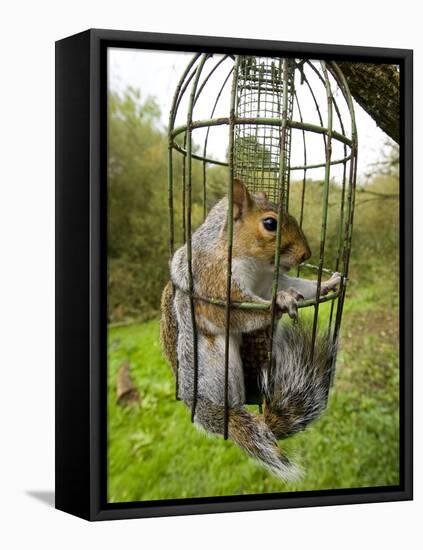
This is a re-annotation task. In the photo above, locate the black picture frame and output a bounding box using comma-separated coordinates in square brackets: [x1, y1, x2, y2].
[55, 28, 413, 521]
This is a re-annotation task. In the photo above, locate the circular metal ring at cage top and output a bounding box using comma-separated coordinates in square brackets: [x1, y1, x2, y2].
[171, 117, 353, 145]
[167, 53, 358, 427]
[169, 137, 354, 171]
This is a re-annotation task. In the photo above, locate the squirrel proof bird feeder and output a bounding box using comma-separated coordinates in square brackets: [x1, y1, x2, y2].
[167, 54, 357, 438]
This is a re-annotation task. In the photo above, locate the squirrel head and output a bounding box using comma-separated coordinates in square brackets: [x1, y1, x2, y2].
[227, 179, 312, 270]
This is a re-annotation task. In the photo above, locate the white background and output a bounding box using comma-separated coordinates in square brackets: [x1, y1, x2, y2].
[0, 1, 420, 548]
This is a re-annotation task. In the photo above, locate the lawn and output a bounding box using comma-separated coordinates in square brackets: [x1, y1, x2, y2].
[107, 275, 400, 502]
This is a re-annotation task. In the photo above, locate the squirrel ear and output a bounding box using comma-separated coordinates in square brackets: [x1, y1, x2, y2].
[232, 178, 252, 220]
[255, 191, 268, 201]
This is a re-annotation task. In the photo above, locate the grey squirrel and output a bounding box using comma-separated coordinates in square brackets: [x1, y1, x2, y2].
[160, 179, 340, 480]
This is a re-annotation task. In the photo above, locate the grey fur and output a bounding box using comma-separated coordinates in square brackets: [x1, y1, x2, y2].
[263, 322, 337, 439]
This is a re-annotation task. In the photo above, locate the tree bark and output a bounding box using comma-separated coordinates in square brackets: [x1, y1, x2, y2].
[337, 63, 400, 144]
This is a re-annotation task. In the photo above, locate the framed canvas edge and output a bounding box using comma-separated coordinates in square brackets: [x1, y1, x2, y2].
[55, 28, 413, 522]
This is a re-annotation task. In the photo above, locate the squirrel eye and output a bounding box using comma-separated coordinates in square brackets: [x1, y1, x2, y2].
[262, 217, 277, 232]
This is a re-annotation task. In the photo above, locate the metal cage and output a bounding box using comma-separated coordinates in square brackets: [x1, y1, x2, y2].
[167, 54, 358, 439]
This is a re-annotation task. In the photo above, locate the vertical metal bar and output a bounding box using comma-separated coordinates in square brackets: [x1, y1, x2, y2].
[302, 62, 351, 333]
[294, 90, 307, 278]
[193, 55, 231, 221]
[193, 55, 229, 106]
[168, 59, 200, 400]
[170, 53, 202, 130]
[336, 146, 358, 317]
[172, 55, 202, 129]
[333, 146, 357, 349]
[256, 60, 264, 187]
[202, 159, 207, 221]
[258, 60, 264, 191]
[333, 155, 355, 349]
[181, 134, 187, 244]
[302, 64, 327, 153]
[185, 54, 210, 422]
[223, 56, 240, 440]
[267, 58, 290, 371]
[174, 65, 198, 244]
[167, 143, 175, 261]
[329, 62, 358, 350]
[167, 145, 180, 399]
[285, 64, 295, 211]
[328, 152, 347, 330]
[202, 66, 233, 218]
[344, 145, 358, 279]
[171, 57, 202, 244]
[328, 93, 348, 330]
[310, 62, 334, 360]
[278, 59, 290, 214]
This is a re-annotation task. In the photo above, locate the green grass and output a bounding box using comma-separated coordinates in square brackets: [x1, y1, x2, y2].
[107, 277, 400, 503]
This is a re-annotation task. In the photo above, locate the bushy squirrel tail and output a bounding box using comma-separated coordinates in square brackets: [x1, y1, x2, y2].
[262, 322, 337, 440]
[193, 398, 302, 481]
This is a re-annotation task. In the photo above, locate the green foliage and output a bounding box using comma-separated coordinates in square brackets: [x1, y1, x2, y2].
[108, 89, 208, 322]
[351, 176, 399, 287]
[108, 89, 167, 321]
[287, 174, 399, 293]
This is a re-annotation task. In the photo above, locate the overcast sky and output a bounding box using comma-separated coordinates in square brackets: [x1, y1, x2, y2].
[108, 47, 394, 183]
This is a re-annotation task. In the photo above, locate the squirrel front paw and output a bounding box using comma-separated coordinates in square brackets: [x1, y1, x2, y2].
[276, 288, 304, 319]
[320, 272, 342, 295]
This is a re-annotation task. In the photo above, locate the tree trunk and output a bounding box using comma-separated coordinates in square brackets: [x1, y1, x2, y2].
[337, 63, 400, 144]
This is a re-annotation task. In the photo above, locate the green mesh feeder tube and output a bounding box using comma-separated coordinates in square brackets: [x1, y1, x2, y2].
[168, 54, 358, 439]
